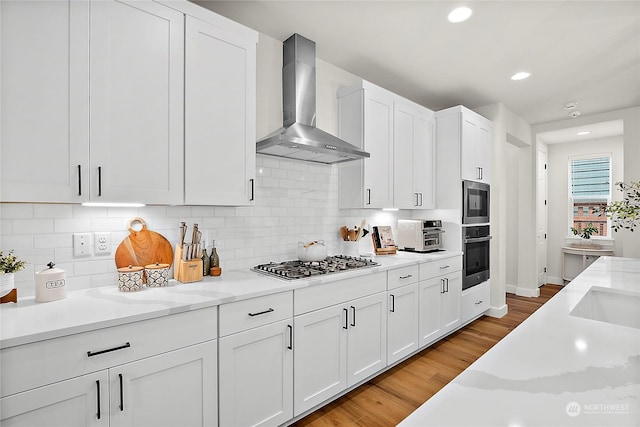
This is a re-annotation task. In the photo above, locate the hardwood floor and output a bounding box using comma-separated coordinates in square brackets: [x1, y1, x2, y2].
[292, 284, 563, 427]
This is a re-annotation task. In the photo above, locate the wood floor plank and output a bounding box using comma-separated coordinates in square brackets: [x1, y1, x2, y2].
[291, 285, 562, 427]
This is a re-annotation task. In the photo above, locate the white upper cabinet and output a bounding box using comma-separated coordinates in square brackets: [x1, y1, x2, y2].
[338, 80, 435, 210]
[183, 15, 257, 206]
[1, 0, 257, 206]
[89, 0, 184, 204]
[393, 100, 436, 209]
[338, 81, 395, 209]
[1, 0, 89, 203]
[436, 105, 492, 186]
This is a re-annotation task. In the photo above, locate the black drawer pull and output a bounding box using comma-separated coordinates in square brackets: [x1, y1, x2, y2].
[399, 274, 413, 280]
[119, 373, 124, 411]
[475, 300, 484, 305]
[96, 380, 101, 419]
[87, 342, 131, 357]
[248, 308, 274, 317]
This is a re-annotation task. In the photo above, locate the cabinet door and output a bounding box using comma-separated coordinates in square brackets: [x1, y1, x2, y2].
[363, 89, 394, 208]
[418, 277, 442, 347]
[1, 0, 89, 203]
[0, 370, 108, 427]
[393, 102, 435, 209]
[184, 16, 256, 206]
[294, 305, 347, 416]
[475, 122, 491, 183]
[109, 340, 217, 427]
[413, 112, 436, 208]
[441, 273, 462, 335]
[89, 0, 184, 204]
[460, 113, 491, 183]
[387, 283, 419, 364]
[347, 292, 387, 386]
[219, 320, 293, 427]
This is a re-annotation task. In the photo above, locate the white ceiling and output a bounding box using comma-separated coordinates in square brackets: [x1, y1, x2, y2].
[195, 0, 639, 139]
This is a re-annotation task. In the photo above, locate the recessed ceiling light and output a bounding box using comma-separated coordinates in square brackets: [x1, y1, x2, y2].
[448, 7, 472, 23]
[576, 131, 591, 136]
[510, 72, 531, 81]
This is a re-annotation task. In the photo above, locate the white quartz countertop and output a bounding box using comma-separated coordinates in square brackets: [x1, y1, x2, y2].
[0, 250, 460, 348]
[398, 256, 640, 427]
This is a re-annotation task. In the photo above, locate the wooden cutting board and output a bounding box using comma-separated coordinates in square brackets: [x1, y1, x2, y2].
[115, 217, 173, 268]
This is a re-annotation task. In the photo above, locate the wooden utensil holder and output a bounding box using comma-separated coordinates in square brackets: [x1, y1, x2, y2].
[173, 245, 203, 283]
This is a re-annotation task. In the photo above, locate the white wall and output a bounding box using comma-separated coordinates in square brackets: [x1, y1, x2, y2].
[533, 107, 640, 259]
[545, 136, 624, 283]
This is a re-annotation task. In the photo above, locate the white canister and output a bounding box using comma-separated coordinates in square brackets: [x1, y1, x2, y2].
[35, 262, 67, 303]
[145, 263, 170, 287]
[117, 265, 144, 292]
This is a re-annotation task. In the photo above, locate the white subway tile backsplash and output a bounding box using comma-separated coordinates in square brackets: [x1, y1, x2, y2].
[1, 156, 400, 294]
[0, 203, 34, 219]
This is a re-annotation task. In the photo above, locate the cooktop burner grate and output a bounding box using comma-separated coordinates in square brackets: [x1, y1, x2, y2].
[252, 255, 378, 280]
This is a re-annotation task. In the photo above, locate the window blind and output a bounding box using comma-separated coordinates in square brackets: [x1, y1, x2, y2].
[570, 157, 610, 198]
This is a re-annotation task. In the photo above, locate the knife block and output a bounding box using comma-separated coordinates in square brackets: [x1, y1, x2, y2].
[173, 245, 203, 283]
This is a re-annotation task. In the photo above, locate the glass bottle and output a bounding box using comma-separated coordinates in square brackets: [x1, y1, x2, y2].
[201, 244, 210, 276]
[210, 240, 220, 268]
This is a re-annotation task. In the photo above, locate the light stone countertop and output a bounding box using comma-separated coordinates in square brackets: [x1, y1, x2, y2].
[398, 256, 640, 427]
[0, 250, 460, 348]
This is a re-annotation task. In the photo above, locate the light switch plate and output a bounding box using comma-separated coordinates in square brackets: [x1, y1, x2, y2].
[95, 232, 111, 256]
[73, 233, 91, 257]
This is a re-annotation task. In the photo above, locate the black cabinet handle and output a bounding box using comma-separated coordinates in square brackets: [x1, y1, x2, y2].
[248, 308, 274, 317]
[118, 373, 124, 411]
[390, 294, 395, 312]
[87, 342, 131, 357]
[77, 165, 82, 196]
[366, 189, 371, 205]
[249, 178, 255, 201]
[97, 166, 102, 197]
[343, 308, 348, 329]
[441, 278, 445, 294]
[96, 380, 101, 420]
[350, 306, 356, 327]
[475, 300, 483, 305]
[399, 274, 413, 280]
[445, 278, 449, 293]
[287, 324, 293, 350]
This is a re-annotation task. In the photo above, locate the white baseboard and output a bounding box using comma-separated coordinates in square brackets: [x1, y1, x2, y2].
[505, 283, 541, 298]
[488, 304, 508, 318]
[546, 276, 564, 285]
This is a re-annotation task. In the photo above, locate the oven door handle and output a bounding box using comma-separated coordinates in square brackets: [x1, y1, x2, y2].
[463, 236, 492, 243]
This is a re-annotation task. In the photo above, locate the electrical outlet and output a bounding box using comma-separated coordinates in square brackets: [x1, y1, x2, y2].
[95, 232, 111, 256]
[73, 233, 91, 257]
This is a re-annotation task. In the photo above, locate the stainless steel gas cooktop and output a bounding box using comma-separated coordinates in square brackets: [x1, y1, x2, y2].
[252, 255, 378, 280]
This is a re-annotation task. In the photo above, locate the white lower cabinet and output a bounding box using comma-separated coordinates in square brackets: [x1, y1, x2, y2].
[387, 282, 419, 364]
[0, 371, 109, 427]
[218, 320, 293, 427]
[0, 341, 217, 427]
[418, 256, 463, 347]
[293, 292, 387, 416]
[461, 280, 491, 324]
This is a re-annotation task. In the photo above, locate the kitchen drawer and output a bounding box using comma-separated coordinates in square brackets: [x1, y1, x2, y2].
[387, 265, 419, 290]
[1, 306, 217, 398]
[420, 255, 462, 281]
[219, 291, 293, 337]
[294, 271, 386, 316]
[461, 281, 490, 323]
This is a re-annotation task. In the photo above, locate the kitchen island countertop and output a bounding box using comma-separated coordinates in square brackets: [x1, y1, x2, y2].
[398, 256, 640, 427]
[0, 250, 460, 348]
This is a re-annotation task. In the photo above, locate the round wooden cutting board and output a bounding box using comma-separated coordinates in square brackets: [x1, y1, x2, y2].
[115, 217, 173, 268]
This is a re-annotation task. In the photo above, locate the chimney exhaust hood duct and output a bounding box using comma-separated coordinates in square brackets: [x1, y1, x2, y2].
[256, 34, 370, 164]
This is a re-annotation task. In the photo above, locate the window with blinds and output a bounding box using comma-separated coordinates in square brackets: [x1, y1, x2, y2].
[569, 156, 611, 236]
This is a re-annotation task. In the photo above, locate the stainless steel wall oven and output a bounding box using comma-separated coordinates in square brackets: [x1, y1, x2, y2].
[462, 225, 491, 290]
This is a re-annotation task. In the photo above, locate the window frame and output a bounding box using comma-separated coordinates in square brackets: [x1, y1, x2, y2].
[567, 153, 612, 238]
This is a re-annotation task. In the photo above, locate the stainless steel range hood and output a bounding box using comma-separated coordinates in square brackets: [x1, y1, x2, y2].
[256, 34, 369, 164]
